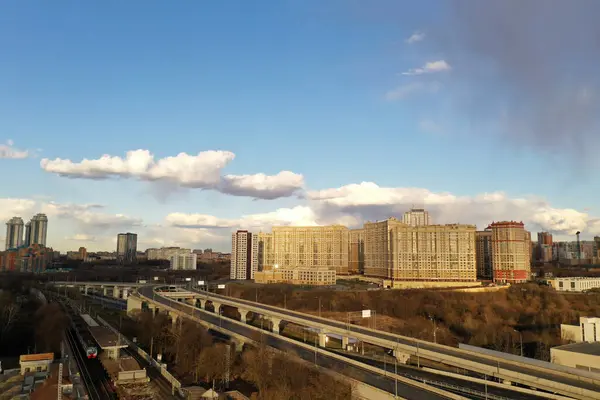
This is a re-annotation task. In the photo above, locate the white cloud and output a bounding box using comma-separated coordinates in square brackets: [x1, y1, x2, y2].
[307, 182, 597, 237]
[385, 81, 441, 101]
[402, 60, 451, 76]
[0, 140, 29, 159]
[4, 181, 599, 253]
[166, 205, 318, 231]
[406, 31, 425, 44]
[40, 149, 304, 200]
[419, 119, 444, 135]
[220, 171, 305, 199]
[65, 234, 97, 242]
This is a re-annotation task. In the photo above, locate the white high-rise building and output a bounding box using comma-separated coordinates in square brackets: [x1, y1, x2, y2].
[170, 253, 197, 270]
[5, 217, 24, 250]
[29, 213, 48, 246]
[402, 208, 432, 227]
[231, 230, 258, 280]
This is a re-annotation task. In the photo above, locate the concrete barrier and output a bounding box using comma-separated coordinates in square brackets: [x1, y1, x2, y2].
[117, 369, 148, 384]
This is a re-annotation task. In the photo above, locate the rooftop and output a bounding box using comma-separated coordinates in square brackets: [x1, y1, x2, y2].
[553, 342, 600, 356]
[20, 353, 54, 363]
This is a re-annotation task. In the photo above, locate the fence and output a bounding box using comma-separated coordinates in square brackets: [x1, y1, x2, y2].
[95, 315, 185, 397]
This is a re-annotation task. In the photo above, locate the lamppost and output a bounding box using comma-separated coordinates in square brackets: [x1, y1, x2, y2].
[513, 328, 523, 357]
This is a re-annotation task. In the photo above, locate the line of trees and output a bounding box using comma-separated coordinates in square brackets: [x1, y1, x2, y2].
[0, 278, 68, 357]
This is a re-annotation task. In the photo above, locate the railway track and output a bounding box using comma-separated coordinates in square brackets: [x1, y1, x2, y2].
[58, 297, 118, 400]
[65, 327, 115, 399]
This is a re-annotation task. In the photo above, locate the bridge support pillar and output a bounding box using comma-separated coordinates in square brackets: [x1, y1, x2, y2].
[271, 318, 281, 334]
[122, 288, 129, 299]
[84, 286, 89, 295]
[103, 287, 109, 297]
[232, 338, 245, 353]
[342, 336, 349, 350]
[393, 349, 410, 364]
[113, 286, 120, 298]
[212, 301, 222, 314]
[239, 309, 249, 323]
[318, 333, 327, 347]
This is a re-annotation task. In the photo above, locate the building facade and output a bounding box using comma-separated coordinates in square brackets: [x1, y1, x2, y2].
[475, 228, 493, 279]
[170, 253, 197, 270]
[549, 277, 600, 293]
[5, 217, 24, 250]
[24, 221, 31, 247]
[230, 230, 258, 280]
[270, 225, 349, 275]
[402, 208, 432, 227]
[29, 213, 48, 246]
[116, 233, 138, 264]
[254, 267, 336, 286]
[364, 218, 477, 282]
[257, 232, 274, 271]
[537, 232, 553, 262]
[0, 243, 53, 273]
[490, 221, 531, 283]
[553, 241, 598, 262]
[348, 228, 365, 274]
[146, 247, 192, 261]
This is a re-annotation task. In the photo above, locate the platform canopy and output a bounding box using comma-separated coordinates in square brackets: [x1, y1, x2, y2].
[89, 326, 128, 349]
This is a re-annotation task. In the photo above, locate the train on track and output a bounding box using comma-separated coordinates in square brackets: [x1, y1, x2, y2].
[70, 312, 99, 359]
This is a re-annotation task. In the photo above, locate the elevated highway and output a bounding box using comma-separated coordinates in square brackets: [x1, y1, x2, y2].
[55, 281, 600, 399]
[132, 287, 464, 400]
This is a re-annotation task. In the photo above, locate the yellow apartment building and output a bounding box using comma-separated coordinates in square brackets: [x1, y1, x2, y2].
[269, 225, 349, 275]
[364, 218, 476, 282]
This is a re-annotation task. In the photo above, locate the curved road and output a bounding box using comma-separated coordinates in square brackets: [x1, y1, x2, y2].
[193, 288, 600, 394]
[139, 286, 455, 400]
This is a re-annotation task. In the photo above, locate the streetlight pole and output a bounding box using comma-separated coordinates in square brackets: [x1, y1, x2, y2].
[318, 297, 321, 318]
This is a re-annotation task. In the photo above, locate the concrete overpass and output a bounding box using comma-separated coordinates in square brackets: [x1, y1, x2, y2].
[54, 282, 600, 399]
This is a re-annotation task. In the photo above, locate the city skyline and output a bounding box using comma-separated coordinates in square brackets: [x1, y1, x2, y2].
[2, 1, 600, 252]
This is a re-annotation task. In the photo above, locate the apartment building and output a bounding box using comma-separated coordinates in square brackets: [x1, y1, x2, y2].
[146, 247, 192, 261]
[170, 253, 198, 270]
[230, 230, 258, 280]
[348, 228, 365, 274]
[116, 232, 137, 264]
[490, 221, 531, 283]
[5, 217, 24, 250]
[0, 244, 53, 273]
[402, 208, 432, 226]
[475, 228, 493, 279]
[254, 267, 336, 286]
[364, 218, 476, 282]
[270, 225, 349, 275]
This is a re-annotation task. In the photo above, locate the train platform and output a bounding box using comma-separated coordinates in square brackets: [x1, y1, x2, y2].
[88, 326, 128, 359]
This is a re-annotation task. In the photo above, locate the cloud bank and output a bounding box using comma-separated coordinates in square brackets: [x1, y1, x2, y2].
[40, 149, 305, 200]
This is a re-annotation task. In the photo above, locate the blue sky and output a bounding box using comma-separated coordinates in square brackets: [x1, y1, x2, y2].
[2, 1, 600, 251]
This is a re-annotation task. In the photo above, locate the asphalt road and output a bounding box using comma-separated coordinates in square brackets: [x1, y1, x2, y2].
[199, 288, 600, 393]
[139, 286, 456, 400]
